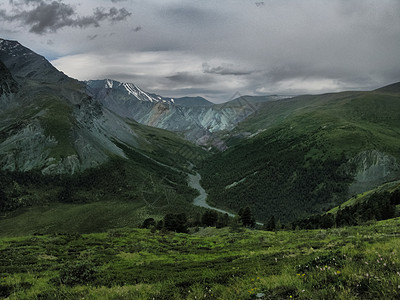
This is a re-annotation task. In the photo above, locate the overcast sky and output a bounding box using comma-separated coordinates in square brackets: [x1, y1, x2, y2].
[1, 0, 399, 102]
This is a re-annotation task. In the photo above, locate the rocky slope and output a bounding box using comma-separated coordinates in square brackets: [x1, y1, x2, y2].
[0, 39, 198, 174]
[87, 79, 281, 145]
[349, 150, 399, 195]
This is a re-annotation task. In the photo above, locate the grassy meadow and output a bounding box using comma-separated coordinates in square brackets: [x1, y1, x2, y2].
[1, 218, 400, 299]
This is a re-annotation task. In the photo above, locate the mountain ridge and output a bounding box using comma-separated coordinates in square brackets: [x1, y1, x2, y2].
[199, 86, 400, 222]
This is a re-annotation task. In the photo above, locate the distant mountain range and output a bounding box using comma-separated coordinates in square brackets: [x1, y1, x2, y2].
[86, 78, 283, 145]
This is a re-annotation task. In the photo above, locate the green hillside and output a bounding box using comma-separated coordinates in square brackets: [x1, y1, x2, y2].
[0, 122, 208, 236]
[327, 180, 400, 215]
[1, 219, 399, 299]
[200, 88, 400, 223]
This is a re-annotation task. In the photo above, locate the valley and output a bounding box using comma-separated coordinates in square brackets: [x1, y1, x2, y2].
[0, 37, 400, 299]
[1, 38, 400, 230]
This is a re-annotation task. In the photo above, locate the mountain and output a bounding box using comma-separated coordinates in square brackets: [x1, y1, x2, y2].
[0, 39, 203, 174]
[0, 39, 67, 84]
[87, 79, 283, 146]
[87, 79, 252, 144]
[199, 87, 400, 223]
[0, 38, 209, 231]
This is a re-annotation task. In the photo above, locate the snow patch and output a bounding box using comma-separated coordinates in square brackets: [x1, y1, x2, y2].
[105, 79, 114, 89]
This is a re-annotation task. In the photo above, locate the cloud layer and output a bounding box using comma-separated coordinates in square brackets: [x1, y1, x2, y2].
[1, 0, 399, 102]
[0, 0, 131, 34]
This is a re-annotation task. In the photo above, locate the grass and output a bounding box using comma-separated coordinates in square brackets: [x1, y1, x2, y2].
[0, 200, 145, 236]
[0, 152, 201, 236]
[38, 96, 76, 159]
[327, 180, 400, 215]
[1, 218, 400, 299]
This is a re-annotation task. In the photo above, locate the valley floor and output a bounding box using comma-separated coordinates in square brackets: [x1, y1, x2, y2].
[1, 219, 400, 299]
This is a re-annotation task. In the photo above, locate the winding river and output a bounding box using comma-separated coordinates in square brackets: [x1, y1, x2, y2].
[187, 167, 264, 225]
[136, 152, 256, 222]
[187, 171, 235, 217]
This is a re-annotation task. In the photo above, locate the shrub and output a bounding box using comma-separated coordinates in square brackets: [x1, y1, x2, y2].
[59, 260, 97, 286]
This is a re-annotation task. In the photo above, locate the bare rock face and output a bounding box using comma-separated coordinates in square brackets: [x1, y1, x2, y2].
[41, 155, 81, 175]
[349, 150, 400, 195]
[87, 79, 257, 146]
[0, 121, 56, 172]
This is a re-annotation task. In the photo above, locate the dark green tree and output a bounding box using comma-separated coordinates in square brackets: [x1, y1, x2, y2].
[155, 220, 164, 230]
[141, 218, 156, 229]
[201, 210, 218, 227]
[240, 206, 255, 227]
[390, 189, 400, 205]
[216, 213, 230, 229]
[164, 213, 188, 233]
[265, 215, 276, 231]
[58, 184, 74, 203]
[0, 189, 8, 211]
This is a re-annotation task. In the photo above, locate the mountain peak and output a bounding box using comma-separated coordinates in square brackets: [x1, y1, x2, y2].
[87, 79, 173, 104]
[0, 38, 66, 84]
[0, 38, 35, 59]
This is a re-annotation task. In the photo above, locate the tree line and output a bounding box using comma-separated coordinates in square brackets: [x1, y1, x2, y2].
[291, 190, 400, 229]
[140, 206, 273, 233]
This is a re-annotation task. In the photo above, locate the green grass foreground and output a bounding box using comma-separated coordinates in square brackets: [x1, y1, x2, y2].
[1, 219, 400, 299]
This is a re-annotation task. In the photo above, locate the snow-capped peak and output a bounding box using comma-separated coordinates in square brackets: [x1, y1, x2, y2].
[91, 79, 175, 104]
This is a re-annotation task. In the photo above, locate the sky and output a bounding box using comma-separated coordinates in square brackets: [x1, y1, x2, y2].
[0, 0, 399, 103]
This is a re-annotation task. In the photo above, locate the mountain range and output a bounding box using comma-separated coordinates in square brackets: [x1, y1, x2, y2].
[0, 38, 399, 232]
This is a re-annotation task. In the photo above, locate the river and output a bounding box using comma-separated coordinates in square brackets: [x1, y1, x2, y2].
[187, 171, 235, 217]
[187, 168, 264, 225]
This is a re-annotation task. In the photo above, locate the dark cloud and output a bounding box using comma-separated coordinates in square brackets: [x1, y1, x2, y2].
[161, 4, 219, 27]
[202, 63, 256, 76]
[132, 26, 142, 32]
[166, 72, 214, 85]
[93, 7, 131, 23]
[0, 0, 131, 34]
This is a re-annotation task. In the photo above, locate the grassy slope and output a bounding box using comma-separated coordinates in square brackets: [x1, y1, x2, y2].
[0, 86, 210, 235]
[327, 180, 400, 215]
[0, 218, 400, 299]
[38, 96, 76, 158]
[200, 90, 400, 223]
[0, 120, 207, 236]
[0, 151, 204, 236]
[127, 120, 208, 166]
